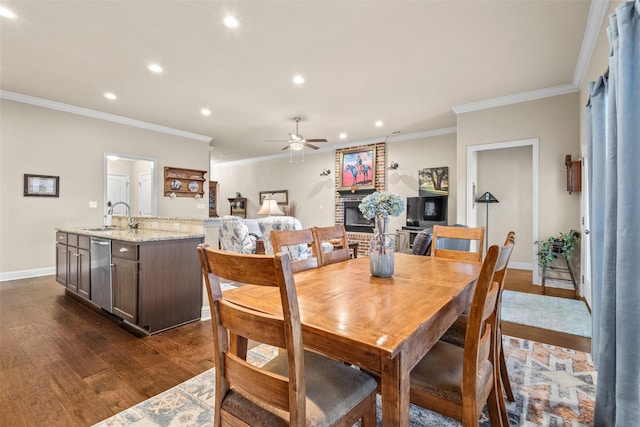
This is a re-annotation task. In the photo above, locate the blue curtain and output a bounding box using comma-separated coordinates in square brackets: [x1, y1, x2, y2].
[587, 1, 640, 425]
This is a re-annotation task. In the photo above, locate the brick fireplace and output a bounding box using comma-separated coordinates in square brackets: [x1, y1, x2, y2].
[334, 142, 386, 257]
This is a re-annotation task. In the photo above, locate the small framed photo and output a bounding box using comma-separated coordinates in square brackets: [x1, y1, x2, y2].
[24, 174, 59, 197]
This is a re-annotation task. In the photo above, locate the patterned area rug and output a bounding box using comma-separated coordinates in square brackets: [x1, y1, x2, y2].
[93, 337, 596, 426]
[502, 291, 592, 338]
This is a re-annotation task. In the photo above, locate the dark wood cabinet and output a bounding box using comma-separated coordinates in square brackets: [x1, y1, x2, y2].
[565, 155, 581, 194]
[228, 197, 247, 218]
[56, 232, 90, 299]
[111, 237, 203, 334]
[56, 230, 203, 335]
[112, 241, 139, 324]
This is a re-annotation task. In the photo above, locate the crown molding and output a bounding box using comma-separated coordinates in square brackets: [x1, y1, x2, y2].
[573, 0, 611, 87]
[0, 90, 213, 142]
[452, 84, 578, 115]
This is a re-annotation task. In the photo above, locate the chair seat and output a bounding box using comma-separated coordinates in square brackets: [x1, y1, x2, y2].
[439, 314, 468, 347]
[223, 350, 378, 426]
[410, 341, 493, 405]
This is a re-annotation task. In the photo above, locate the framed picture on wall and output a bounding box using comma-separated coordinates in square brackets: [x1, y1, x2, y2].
[23, 174, 59, 197]
[338, 146, 376, 191]
[418, 167, 449, 196]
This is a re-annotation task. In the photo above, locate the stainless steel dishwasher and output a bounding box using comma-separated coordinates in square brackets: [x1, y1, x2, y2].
[90, 237, 112, 312]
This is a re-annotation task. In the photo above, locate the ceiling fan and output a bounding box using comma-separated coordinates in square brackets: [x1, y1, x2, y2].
[267, 117, 328, 151]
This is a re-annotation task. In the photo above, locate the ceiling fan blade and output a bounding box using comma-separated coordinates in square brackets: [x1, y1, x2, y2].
[304, 138, 328, 143]
[282, 145, 292, 150]
[266, 139, 288, 143]
[303, 142, 319, 150]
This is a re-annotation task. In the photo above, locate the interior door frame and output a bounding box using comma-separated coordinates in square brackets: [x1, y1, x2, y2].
[466, 138, 540, 284]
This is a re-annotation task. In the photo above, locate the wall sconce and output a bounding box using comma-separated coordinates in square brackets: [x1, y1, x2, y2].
[320, 168, 331, 176]
[388, 161, 399, 170]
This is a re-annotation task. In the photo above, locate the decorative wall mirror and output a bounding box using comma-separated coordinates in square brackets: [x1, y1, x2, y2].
[104, 153, 157, 216]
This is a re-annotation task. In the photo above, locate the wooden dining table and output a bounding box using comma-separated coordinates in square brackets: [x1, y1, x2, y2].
[222, 253, 482, 426]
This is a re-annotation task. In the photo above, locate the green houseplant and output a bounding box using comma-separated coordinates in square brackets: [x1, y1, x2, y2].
[536, 230, 581, 268]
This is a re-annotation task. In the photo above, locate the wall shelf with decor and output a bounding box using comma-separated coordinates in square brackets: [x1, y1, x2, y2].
[164, 167, 207, 198]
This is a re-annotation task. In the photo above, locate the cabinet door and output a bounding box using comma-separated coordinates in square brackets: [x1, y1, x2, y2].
[67, 247, 79, 293]
[77, 248, 91, 299]
[112, 257, 138, 323]
[55, 243, 68, 285]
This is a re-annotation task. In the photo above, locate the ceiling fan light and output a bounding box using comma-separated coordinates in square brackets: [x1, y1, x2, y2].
[289, 142, 304, 151]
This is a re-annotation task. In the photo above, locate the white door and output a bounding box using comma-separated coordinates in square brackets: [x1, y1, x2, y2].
[107, 174, 130, 215]
[581, 153, 592, 307]
[138, 172, 152, 216]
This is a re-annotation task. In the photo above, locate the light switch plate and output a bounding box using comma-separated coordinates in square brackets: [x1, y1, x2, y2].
[89, 201, 98, 208]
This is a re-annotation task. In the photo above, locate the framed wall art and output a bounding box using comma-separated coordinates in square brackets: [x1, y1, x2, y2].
[338, 146, 376, 191]
[419, 166, 449, 196]
[259, 189, 288, 205]
[24, 174, 59, 197]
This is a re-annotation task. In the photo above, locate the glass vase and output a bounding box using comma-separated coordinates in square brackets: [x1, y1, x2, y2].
[369, 216, 395, 277]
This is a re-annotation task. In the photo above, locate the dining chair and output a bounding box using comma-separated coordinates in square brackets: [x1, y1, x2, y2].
[430, 224, 485, 262]
[270, 228, 322, 273]
[439, 231, 517, 403]
[197, 244, 378, 427]
[312, 225, 351, 266]
[409, 237, 515, 427]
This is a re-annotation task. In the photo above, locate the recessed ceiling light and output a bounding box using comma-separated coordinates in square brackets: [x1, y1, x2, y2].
[292, 75, 305, 85]
[375, 120, 384, 127]
[201, 108, 211, 116]
[224, 16, 238, 28]
[339, 133, 347, 139]
[104, 92, 117, 100]
[0, 7, 17, 19]
[148, 63, 163, 73]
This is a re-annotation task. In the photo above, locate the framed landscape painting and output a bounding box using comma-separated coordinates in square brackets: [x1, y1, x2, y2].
[24, 174, 59, 197]
[338, 147, 376, 191]
[419, 167, 449, 196]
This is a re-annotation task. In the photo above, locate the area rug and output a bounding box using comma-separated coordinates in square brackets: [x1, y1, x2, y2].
[93, 337, 596, 426]
[501, 291, 592, 338]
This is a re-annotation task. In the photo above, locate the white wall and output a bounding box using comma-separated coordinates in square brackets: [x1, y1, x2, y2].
[0, 100, 209, 275]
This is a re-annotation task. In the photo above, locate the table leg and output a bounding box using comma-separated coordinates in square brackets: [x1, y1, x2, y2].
[381, 353, 410, 426]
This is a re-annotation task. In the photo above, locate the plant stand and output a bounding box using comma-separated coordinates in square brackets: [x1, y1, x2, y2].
[541, 241, 577, 294]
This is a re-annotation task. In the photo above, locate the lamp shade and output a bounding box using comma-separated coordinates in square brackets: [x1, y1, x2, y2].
[257, 198, 284, 215]
[476, 191, 499, 203]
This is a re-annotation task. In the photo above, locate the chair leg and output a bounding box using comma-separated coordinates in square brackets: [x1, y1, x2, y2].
[500, 344, 515, 402]
[486, 385, 506, 427]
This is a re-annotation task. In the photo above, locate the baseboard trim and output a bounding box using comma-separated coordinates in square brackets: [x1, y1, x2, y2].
[0, 267, 55, 282]
[200, 306, 211, 321]
[508, 261, 532, 271]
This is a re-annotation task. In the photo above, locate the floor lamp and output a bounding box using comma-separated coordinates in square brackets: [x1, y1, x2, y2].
[476, 191, 499, 253]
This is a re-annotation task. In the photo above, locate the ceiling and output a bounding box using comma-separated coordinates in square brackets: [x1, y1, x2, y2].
[0, 1, 597, 163]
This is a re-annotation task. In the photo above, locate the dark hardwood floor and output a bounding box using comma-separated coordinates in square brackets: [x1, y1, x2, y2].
[0, 270, 591, 426]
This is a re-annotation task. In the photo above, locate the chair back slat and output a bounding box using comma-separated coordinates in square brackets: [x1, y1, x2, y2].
[224, 353, 290, 410]
[431, 225, 485, 262]
[462, 237, 515, 402]
[313, 225, 351, 266]
[271, 228, 321, 273]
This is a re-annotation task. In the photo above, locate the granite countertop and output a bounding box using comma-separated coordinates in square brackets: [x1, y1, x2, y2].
[56, 226, 204, 243]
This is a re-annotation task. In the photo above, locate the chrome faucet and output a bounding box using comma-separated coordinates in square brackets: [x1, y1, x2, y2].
[108, 201, 138, 229]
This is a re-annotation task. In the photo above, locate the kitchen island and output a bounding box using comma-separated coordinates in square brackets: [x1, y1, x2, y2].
[55, 224, 204, 335]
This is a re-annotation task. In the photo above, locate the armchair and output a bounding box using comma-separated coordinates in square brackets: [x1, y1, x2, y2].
[218, 216, 259, 254]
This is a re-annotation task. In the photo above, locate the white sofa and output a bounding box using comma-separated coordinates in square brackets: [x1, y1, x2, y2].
[218, 215, 332, 260]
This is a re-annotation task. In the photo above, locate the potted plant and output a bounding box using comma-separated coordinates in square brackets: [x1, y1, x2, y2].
[536, 230, 581, 269]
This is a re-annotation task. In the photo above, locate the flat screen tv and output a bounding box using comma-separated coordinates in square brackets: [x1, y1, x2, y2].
[405, 196, 448, 229]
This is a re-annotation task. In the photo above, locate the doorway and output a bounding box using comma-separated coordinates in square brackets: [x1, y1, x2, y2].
[466, 138, 540, 284]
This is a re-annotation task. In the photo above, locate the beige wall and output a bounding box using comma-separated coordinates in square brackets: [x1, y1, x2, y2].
[0, 100, 209, 275]
[456, 93, 582, 270]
